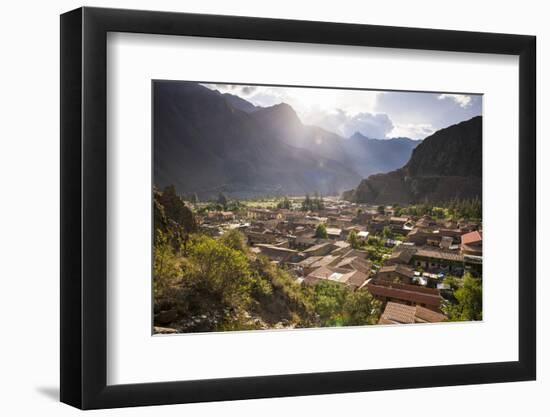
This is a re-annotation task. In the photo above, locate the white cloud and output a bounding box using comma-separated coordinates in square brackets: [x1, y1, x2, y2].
[202, 83, 258, 96]
[201, 83, 480, 139]
[437, 94, 473, 108]
[307, 109, 394, 139]
[389, 123, 436, 139]
[342, 112, 394, 138]
[307, 109, 348, 135]
[202, 82, 380, 124]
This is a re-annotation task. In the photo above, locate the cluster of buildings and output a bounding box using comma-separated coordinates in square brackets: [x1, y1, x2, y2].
[197, 198, 482, 325]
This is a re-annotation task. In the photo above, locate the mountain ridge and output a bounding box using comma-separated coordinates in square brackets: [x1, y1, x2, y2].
[154, 82, 426, 199]
[343, 116, 482, 204]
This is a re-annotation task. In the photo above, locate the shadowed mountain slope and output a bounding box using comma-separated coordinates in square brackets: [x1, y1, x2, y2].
[154, 81, 421, 199]
[343, 116, 482, 204]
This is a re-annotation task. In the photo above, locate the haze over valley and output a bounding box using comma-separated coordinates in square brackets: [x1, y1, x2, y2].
[154, 81, 481, 204]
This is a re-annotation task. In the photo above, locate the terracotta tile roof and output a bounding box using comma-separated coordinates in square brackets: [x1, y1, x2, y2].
[333, 240, 351, 248]
[414, 306, 447, 323]
[387, 248, 416, 264]
[303, 242, 334, 253]
[334, 256, 357, 268]
[305, 266, 334, 281]
[367, 282, 443, 307]
[255, 244, 297, 254]
[379, 302, 447, 324]
[310, 255, 339, 269]
[378, 281, 440, 295]
[380, 302, 416, 324]
[390, 216, 409, 223]
[378, 264, 415, 278]
[334, 256, 371, 273]
[461, 231, 482, 245]
[344, 270, 368, 288]
[415, 247, 464, 262]
[304, 266, 368, 289]
[297, 256, 322, 267]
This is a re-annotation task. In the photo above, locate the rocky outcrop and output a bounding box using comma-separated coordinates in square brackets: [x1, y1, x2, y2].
[344, 116, 482, 205]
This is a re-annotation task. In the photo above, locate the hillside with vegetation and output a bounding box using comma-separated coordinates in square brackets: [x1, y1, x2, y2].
[153, 187, 382, 332]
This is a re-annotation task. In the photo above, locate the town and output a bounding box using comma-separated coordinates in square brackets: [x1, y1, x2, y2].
[191, 194, 482, 325]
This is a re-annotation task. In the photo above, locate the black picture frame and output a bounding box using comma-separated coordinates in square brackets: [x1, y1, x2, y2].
[60, 6, 536, 410]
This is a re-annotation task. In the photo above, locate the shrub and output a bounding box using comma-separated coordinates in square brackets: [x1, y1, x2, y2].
[444, 273, 482, 321]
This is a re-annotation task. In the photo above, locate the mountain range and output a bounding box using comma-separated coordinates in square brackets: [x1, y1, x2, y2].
[342, 116, 482, 204]
[153, 81, 420, 199]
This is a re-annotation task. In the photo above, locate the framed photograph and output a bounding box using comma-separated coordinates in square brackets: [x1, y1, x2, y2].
[60, 6, 536, 409]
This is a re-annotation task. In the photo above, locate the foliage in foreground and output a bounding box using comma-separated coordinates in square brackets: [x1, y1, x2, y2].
[443, 273, 482, 321]
[153, 188, 382, 332]
[154, 230, 382, 332]
[311, 281, 381, 327]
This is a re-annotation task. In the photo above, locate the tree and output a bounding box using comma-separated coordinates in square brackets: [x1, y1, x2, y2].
[445, 197, 482, 221]
[277, 196, 291, 210]
[190, 193, 199, 205]
[301, 192, 325, 211]
[342, 290, 381, 325]
[302, 193, 312, 211]
[217, 192, 228, 210]
[443, 275, 461, 291]
[153, 229, 182, 299]
[377, 205, 386, 214]
[313, 191, 325, 210]
[220, 229, 248, 254]
[315, 223, 328, 239]
[444, 273, 482, 321]
[226, 199, 241, 212]
[432, 207, 445, 219]
[313, 281, 347, 325]
[347, 230, 360, 249]
[312, 282, 381, 327]
[182, 235, 252, 316]
[319, 196, 325, 210]
[367, 236, 380, 246]
[382, 225, 393, 239]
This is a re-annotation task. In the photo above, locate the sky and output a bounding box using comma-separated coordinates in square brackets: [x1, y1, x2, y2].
[202, 83, 482, 140]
